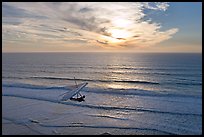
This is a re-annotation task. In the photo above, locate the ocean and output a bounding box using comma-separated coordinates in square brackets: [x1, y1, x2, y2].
[2, 52, 202, 135]
[2, 52, 202, 97]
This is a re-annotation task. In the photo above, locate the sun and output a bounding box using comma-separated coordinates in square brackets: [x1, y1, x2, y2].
[100, 18, 133, 43]
[100, 29, 131, 44]
[110, 29, 130, 39]
[109, 18, 133, 40]
[112, 18, 132, 28]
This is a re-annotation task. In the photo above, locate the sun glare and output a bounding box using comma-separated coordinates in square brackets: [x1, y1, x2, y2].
[110, 29, 130, 39]
[108, 18, 133, 41]
[112, 18, 132, 28]
[101, 29, 131, 44]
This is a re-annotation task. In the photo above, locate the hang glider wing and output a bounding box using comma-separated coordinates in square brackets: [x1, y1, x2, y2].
[60, 82, 88, 101]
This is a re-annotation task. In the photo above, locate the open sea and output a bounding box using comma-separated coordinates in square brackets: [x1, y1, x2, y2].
[2, 52, 202, 135]
[2, 52, 202, 97]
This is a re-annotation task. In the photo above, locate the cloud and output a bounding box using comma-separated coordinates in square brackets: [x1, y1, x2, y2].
[96, 40, 108, 45]
[2, 2, 178, 51]
[143, 2, 169, 11]
[2, 3, 44, 19]
[116, 38, 126, 40]
[79, 7, 93, 13]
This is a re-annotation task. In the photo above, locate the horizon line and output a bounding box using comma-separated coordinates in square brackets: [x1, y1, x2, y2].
[2, 51, 202, 54]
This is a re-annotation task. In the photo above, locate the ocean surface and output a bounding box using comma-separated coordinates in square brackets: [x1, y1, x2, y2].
[2, 52, 202, 97]
[2, 52, 202, 135]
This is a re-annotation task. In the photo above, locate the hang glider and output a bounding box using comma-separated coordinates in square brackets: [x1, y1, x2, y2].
[59, 82, 88, 102]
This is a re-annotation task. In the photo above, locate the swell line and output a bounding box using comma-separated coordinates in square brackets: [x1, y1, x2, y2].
[86, 114, 129, 121]
[2, 116, 175, 135]
[3, 94, 201, 117]
[39, 123, 175, 135]
[31, 76, 159, 85]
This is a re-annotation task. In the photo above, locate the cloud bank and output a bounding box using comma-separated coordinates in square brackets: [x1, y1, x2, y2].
[2, 2, 178, 51]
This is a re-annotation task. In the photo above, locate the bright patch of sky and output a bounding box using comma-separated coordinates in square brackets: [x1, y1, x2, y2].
[2, 2, 202, 52]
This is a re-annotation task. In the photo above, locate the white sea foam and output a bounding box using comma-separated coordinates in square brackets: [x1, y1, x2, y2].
[2, 85, 202, 135]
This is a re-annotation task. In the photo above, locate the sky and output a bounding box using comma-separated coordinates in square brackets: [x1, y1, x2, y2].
[2, 2, 202, 53]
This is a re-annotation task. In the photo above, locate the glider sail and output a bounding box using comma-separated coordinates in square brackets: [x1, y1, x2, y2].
[60, 82, 88, 101]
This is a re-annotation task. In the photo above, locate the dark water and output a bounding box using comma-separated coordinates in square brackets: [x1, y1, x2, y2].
[2, 52, 202, 97]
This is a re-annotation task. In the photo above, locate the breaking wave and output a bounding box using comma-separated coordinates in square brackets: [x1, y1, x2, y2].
[2, 82, 201, 98]
[2, 94, 201, 117]
[31, 76, 160, 85]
